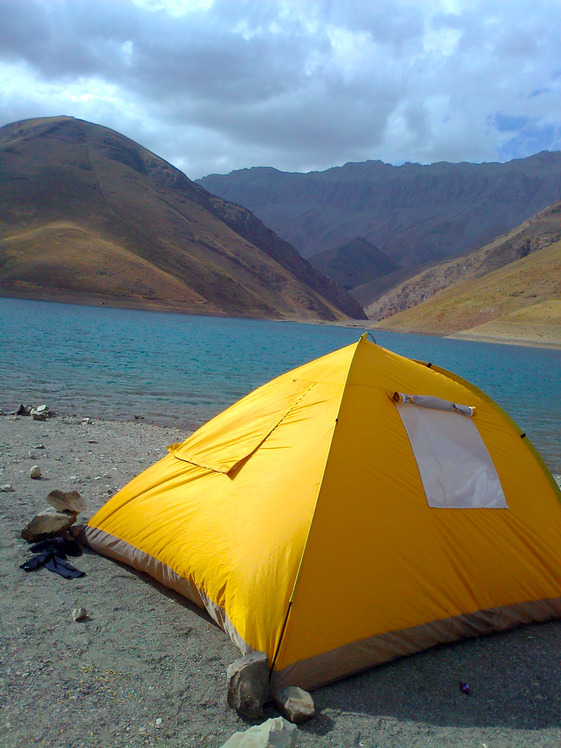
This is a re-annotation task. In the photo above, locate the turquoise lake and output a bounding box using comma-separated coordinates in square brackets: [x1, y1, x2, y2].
[1, 298, 560, 476]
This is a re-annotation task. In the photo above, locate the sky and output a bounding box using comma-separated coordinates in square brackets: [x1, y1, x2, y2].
[1, 0, 560, 180]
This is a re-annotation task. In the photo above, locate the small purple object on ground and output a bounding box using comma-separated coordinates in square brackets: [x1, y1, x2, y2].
[459, 681, 470, 695]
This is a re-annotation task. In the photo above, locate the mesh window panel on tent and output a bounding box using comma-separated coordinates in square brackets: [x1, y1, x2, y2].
[396, 403, 508, 509]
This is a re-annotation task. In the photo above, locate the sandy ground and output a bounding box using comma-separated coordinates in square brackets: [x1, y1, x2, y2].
[2, 412, 561, 747]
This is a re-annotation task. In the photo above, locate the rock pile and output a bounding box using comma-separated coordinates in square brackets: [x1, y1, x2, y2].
[21, 489, 87, 542]
[224, 653, 315, 745]
[13, 403, 56, 420]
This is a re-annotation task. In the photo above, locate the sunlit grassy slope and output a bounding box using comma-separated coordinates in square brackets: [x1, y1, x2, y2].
[374, 239, 561, 346]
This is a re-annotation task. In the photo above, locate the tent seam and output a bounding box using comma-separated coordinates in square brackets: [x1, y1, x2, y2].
[270, 336, 366, 673]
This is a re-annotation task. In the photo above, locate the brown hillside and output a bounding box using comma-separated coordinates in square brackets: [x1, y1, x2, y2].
[0, 117, 365, 321]
[373, 240, 561, 346]
[366, 200, 561, 320]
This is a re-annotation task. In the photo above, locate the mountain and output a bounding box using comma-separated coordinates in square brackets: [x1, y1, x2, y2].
[307, 237, 399, 291]
[0, 117, 365, 321]
[369, 202, 561, 347]
[367, 200, 561, 320]
[197, 155, 561, 270]
[374, 240, 561, 347]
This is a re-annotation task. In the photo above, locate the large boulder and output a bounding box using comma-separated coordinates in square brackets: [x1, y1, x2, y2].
[226, 652, 269, 720]
[220, 717, 298, 747]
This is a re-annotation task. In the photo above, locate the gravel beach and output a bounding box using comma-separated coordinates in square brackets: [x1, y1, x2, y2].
[2, 412, 561, 747]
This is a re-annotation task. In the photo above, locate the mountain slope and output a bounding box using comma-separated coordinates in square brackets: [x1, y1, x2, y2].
[0, 116, 365, 321]
[372, 239, 561, 346]
[308, 237, 399, 290]
[366, 200, 561, 319]
[198, 155, 561, 269]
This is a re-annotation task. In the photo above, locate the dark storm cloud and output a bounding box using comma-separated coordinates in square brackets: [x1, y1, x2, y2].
[0, 0, 560, 178]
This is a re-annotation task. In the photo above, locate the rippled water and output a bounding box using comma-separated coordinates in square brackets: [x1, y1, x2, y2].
[1, 298, 560, 474]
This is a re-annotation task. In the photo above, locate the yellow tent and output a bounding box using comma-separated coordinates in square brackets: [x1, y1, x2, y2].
[84, 336, 561, 690]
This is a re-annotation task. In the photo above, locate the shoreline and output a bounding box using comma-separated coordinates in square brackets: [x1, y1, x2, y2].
[3, 293, 560, 352]
[2, 411, 561, 747]
[0, 290, 356, 326]
[444, 331, 561, 350]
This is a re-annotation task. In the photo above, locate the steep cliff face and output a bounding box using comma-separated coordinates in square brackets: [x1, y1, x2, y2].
[198, 154, 561, 268]
[0, 116, 365, 321]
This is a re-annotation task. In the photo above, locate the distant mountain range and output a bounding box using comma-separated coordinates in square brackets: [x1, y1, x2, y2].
[198, 154, 561, 274]
[0, 117, 365, 322]
[198, 152, 561, 347]
[3, 115, 560, 346]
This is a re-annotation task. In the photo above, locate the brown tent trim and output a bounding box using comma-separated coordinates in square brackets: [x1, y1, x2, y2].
[79, 526, 561, 694]
[78, 525, 254, 656]
[270, 596, 561, 692]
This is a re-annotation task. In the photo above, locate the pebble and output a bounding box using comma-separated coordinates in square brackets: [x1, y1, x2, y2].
[72, 607, 88, 622]
[1, 483, 15, 492]
[30, 465, 41, 479]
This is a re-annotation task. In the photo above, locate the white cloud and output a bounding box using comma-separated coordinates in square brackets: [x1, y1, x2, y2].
[0, 0, 559, 178]
[130, 0, 215, 15]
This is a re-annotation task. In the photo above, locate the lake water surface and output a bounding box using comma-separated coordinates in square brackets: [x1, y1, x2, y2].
[1, 298, 560, 475]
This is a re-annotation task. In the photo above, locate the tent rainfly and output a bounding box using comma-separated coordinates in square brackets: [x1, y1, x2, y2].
[83, 336, 561, 691]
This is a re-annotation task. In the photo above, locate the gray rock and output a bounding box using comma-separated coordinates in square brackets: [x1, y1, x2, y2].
[35, 404, 48, 413]
[273, 687, 315, 724]
[226, 652, 269, 720]
[30, 465, 42, 479]
[47, 489, 86, 515]
[220, 717, 298, 747]
[72, 607, 87, 621]
[21, 511, 77, 542]
[31, 409, 49, 421]
[1, 483, 15, 492]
